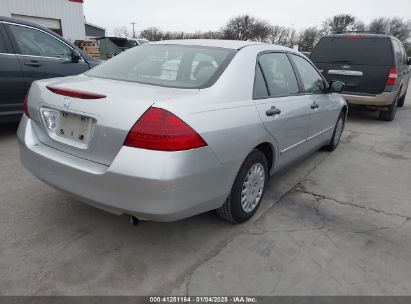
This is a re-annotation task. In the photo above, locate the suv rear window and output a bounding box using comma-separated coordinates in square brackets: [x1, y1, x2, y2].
[87, 45, 236, 89]
[311, 36, 393, 66]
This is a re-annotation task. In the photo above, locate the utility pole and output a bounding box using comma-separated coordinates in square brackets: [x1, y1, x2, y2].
[130, 22, 137, 38]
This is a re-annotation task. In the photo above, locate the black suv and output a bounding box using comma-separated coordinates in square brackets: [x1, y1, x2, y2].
[310, 33, 411, 121]
[0, 17, 100, 123]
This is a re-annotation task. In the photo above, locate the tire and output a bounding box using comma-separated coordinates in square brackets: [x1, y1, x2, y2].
[398, 90, 407, 108]
[379, 93, 399, 121]
[324, 111, 345, 152]
[217, 150, 268, 224]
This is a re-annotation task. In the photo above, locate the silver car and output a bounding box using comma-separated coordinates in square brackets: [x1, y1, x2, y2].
[18, 40, 347, 223]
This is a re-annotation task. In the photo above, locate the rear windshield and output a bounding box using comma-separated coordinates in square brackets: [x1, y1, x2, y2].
[310, 37, 393, 66]
[87, 45, 236, 89]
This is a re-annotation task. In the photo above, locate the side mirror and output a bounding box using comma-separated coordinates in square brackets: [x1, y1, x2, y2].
[330, 81, 345, 93]
[407, 57, 411, 66]
[71, 50, 82, 63]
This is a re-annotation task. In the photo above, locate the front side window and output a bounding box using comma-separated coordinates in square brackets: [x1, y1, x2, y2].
[257, 53, 299, 97]
[8, 24, 72, 60]
[291, 54, 325, 94]
[87, 45, 236, 89]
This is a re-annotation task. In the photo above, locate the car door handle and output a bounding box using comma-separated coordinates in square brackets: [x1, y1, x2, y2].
[24, 61, 42, 67]
[266, 106, 282, 117]
[311, 102, 319, 110]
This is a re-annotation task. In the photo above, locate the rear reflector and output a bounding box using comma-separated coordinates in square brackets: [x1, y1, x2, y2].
[386, 68, 398, 86]
[24, 93, 29, 117]
[124, 107, 207, 151]
[46, 86, 106, 99]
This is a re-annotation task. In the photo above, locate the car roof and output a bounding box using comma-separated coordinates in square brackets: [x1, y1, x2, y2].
[0, 16, 57, 32]
[148, 39, 266, 50]
[324, 33, 393, 39]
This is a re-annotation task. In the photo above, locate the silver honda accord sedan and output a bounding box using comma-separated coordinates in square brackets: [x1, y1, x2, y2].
[18, 40, 347, 223]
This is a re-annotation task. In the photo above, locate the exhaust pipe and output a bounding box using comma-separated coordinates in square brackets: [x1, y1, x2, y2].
[130, 216, 140, 226]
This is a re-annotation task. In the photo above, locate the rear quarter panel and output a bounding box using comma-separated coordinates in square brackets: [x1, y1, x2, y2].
[155, 46, 280, 192]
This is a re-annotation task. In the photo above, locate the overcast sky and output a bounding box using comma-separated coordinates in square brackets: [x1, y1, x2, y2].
[83, 0, 411, 35]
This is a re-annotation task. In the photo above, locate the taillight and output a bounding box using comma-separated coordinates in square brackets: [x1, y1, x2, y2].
[46, 86, 106, 99]
[387, 68, 398, 86]
[124, 107, 207, 151]
[24, 93, 29, 117]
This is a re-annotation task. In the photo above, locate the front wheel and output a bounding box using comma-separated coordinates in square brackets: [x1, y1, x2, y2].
[324, 112, 345, 152]
[217, 150, 268, 223]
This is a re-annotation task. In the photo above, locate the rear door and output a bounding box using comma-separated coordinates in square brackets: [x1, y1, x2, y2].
[253, 52, 311, 166]
[0, 22, 27, 117]
[310, 36, 393, 95]
[4, 22, 90, 88]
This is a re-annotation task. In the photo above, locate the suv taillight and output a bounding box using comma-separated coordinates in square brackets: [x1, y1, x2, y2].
[387, 68, 398, 86]
[124, 107, 207, 151]
[24, 93, 29, 118]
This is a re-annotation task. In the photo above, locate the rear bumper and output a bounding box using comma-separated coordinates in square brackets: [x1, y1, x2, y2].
[342, 91, 396, 107]
[17, 116, 235, 222]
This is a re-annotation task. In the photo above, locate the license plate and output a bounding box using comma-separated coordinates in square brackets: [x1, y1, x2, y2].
[57, 112, 92, 144]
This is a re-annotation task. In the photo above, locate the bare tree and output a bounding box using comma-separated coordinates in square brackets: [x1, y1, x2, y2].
[222, 15, 271, 41]
[112, 26, 131, 38]
[252, 20, 273, 42]
[140, 27, 164, 41]
[298, 27, 321, 52]
[201, 31, 224, 39]
[368, 17, 411, 43]
[387, 17, 411, 43]
[369, 17, 389, 34]
[322, 14, 364, 34]
[222, 15, 255, 40]
[269, 25, 291, 45]
[287, 28, 298, 48]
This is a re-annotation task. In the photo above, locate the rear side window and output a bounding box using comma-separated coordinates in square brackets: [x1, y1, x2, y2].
[0, 27, 8, 53]
[311, 37, 393, 66]
[400, 43, 407, 65]
[254, 65, 269, 99]
[393, 40, 407, 65]
[87, 45, 236, 89]
[257, 53, 299, 97]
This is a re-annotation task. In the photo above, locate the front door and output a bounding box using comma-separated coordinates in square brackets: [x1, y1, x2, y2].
[253, 52, 311, 166]
[5, 23, 90, 89]
[0, 23, 27, 117]
[290, 54, 338, 149]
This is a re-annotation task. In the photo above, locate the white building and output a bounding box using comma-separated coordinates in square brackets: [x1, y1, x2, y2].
[0, 0, 86, 42]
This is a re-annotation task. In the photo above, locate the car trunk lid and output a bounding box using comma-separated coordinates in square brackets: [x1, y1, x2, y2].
[29, 75, 198, 165]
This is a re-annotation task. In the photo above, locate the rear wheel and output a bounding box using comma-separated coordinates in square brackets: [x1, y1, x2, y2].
[324, 112, 345, 152]
[217, 150, 268, 223]
[398, 89, 407, 108]
[379, 93, 399, 121]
